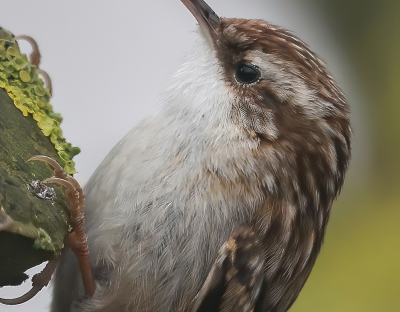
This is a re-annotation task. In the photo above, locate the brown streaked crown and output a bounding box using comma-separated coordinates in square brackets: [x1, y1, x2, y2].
[215, 19, 350, 147]
[215, 18, 348, 110]
[210, 18, 352, 202]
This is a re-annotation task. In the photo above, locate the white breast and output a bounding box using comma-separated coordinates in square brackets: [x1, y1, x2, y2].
[79, 35, 264, 311]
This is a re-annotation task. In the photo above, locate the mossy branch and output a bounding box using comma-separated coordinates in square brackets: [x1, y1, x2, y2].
[0, 28, 78, 287]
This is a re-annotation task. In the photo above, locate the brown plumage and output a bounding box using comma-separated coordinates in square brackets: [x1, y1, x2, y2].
[51, 1, 351, 311]
[184, 3, 351, 312]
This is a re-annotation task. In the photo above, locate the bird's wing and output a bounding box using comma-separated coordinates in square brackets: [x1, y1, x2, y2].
[189, 224, 265, 312]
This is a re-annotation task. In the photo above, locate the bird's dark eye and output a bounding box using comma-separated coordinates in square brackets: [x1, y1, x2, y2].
[235, 62, 261, 84]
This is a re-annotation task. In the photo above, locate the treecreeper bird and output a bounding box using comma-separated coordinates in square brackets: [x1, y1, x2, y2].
[51, 0, 352, 311]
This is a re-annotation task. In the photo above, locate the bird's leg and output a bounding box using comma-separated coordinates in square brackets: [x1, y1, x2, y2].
[28, 155, 96, 297]
[189, 225, 265, 312]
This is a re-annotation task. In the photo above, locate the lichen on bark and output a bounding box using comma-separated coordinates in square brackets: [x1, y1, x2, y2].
[0, 27, 80, 174]
[0, 28, 76, 287]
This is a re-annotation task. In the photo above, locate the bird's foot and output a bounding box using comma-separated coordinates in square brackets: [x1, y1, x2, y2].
[29, 155, 95, 297]
[15, 35, 53, 94]
[0, 260, 58, 305]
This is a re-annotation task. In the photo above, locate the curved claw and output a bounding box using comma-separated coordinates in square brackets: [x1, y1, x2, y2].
[0, 260, 58, 305]
[44, 177, 76, 194]
[15, 35, 41, 67]
[28, 155, 67, 179]
[28, 155, 64, 171]
[24, 156, 93, 299]
[15, 35, 52, 96]
[36, 69, 53, 95]
[0, 285, 42, 305]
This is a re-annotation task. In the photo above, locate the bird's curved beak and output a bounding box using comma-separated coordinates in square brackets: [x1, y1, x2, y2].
[181, 0, 220, 46]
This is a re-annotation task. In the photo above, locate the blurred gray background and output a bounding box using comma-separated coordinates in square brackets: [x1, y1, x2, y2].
[0, 0, 377, 311]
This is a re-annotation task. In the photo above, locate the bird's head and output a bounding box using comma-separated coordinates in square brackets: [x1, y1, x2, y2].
[181, 0, 350, 142]
[180, 0, 351, 200]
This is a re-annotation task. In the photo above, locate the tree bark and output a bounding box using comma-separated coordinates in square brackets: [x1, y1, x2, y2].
[0, 30, 71, 287]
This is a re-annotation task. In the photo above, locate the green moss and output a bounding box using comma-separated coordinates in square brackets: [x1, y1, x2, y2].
[0, 28, 74, 285]
[0, 86, 70, 286]
[0, 29, 79, 174]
